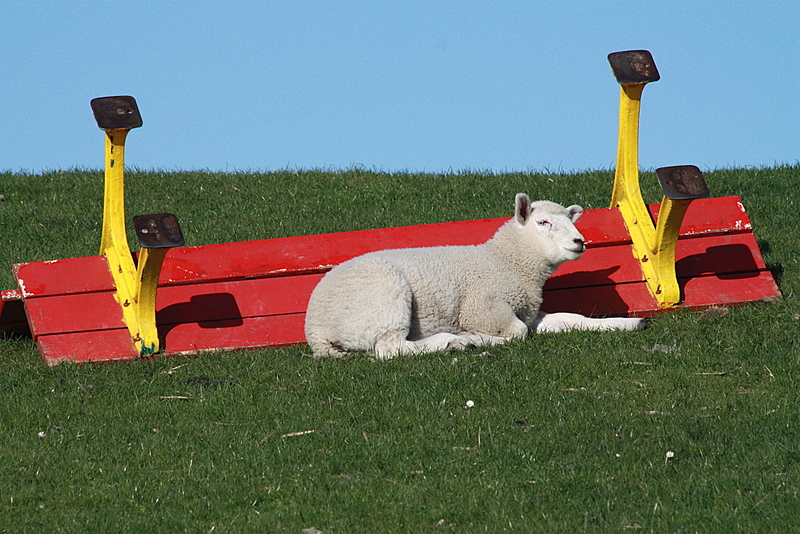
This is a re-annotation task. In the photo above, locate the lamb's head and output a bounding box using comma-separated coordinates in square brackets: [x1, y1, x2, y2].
[511, 193, 586, 265]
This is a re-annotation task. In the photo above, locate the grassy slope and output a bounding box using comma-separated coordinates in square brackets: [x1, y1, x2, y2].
[0, 166, 798, 533]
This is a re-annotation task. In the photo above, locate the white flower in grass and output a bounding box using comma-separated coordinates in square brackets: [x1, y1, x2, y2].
[665, 450, 675, 464]
[465, 400, 475, 408]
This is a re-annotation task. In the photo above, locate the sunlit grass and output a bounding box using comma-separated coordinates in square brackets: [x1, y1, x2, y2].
[0, 165, 798, 532]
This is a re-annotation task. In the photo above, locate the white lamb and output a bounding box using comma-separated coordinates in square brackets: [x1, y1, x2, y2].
[305, 193, 646, 359]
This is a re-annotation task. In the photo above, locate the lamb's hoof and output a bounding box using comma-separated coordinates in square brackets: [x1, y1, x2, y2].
[314, 347, 350, 359]
[614, 317, 649, 331]
[444, 336, 475, 352]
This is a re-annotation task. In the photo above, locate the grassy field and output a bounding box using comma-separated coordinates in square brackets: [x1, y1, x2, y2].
[0, 165, 798, 533]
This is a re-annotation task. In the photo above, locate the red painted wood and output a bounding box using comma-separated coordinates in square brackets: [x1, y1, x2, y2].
[24, 273, 322, 337]
[13, 257, 113, 297]
[155, 273, 322, 325]
[23, 292, 126, 336]
[161, 313, 307, 355]
[681, 270, 780, 310]
[649, 196, 753, 237]
[541, 270, 780, 316]
[10, 194, 778, 364]
[37, 312, 309, 365]
[27, 231, 765, 337]
[156, 196, 753, 285]
[37, 329, 138, 365]
[10, 196, 753, 297]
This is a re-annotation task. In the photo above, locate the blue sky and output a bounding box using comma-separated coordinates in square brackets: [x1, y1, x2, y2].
[2, 1, 797, 174]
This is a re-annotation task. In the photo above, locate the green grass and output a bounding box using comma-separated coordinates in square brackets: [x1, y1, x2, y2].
[0, 165, 799, 532]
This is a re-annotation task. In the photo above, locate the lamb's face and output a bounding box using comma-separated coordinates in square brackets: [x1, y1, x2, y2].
[515, 195, 586, 265]
[531, 204, 586, 263]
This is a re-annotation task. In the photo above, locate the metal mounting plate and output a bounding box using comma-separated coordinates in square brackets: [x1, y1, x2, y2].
[608, 50, 660, 85]
[91, 96, 143, 131]
[656, 165, 709, 200]
[133, 213, 185, 249]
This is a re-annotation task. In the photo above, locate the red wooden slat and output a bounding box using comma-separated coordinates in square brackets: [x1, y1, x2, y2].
[159, 217, 501, 284]
[541, 270, 780, 317]
[23, 273, 323, 337]
[154, 205, 624, 285]
[161, 313, 307, 355]
[37, 328, 138, 365]
[681, 270, 780, 310]
[13, 256, 113, 297]
[156, 196, 757, 284]
[155, 273, 322, 324]
[37, 313, 307, 364]
[155, 205, 622, 286]
[23, 292, 126, 336]
[649, 196, 753, 237]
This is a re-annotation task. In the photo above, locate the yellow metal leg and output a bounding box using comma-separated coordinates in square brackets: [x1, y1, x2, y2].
[610, 84, 647, 211]
[100, 130, 131, 255]
[651, 197, 693, 305]
[91, 96, 183, 357]
[607, 51, 708, 308]
[134, 247, 169, 356]
[98, 128, 143, 340]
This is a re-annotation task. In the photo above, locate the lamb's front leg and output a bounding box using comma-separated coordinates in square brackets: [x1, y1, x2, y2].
[375, 331, 477, 359]
[532, 312, 647, 333]
[460, 331, 521, 347]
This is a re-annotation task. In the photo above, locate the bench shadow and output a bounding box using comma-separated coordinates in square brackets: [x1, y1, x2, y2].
[676, 243, 760, 281]
[542, 242, 767, 316]
[157, 292, 244, 346]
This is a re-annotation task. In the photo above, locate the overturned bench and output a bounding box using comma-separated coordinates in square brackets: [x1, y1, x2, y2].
[6, 194, 779, 365]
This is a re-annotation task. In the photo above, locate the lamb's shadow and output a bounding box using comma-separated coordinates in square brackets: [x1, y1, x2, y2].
[156, 292, 244, 346]
[542, 266, 631, 316]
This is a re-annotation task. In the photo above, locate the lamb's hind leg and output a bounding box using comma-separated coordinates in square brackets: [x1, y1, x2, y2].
[533, 312, 647, 333]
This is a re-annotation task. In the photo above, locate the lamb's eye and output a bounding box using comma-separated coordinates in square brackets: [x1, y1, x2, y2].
[537, 220, 551, 227]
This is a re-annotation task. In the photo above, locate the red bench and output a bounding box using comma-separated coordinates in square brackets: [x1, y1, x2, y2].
[3, 195, 779, 365]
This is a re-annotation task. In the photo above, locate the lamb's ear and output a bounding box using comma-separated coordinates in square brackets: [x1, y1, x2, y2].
[514, 193, 532, 226]
[566, 204, 583, 223]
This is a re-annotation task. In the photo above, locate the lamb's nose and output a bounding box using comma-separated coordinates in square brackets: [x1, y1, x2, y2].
[574, 237, 585, 249]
